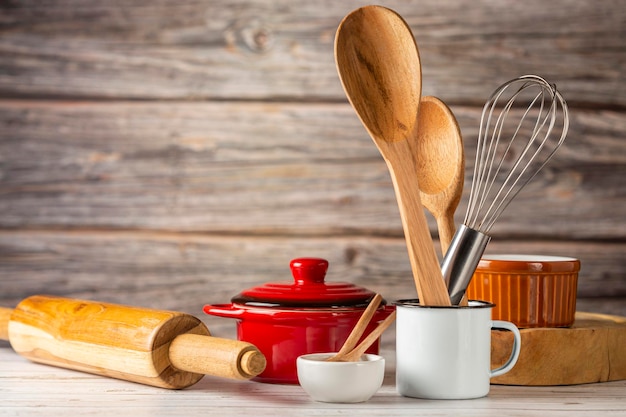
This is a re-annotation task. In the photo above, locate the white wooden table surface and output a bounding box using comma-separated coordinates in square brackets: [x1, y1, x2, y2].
[1, 344, 625, 417]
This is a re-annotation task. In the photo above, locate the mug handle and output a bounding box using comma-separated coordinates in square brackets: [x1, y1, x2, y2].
[490, 320, 522, 378]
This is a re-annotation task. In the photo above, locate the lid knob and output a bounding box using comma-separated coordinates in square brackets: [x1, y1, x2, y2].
[289, 258, 328, 285]
[228, 257, 376, 308]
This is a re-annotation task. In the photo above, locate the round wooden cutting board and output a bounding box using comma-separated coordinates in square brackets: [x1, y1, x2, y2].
[491, 312, 626, 385]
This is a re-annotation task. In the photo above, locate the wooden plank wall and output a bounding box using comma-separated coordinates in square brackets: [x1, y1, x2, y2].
[1, 1, 624, 340]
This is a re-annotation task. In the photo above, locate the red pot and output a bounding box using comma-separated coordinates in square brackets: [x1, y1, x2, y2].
[203, 257, 395, 384]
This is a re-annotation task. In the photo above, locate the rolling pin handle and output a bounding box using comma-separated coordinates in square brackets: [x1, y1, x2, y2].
[168, 333, 266, 380]
[238, 349, 267, 379]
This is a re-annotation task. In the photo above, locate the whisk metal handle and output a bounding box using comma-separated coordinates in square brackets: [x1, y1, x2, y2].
[441, 224, 491, 305]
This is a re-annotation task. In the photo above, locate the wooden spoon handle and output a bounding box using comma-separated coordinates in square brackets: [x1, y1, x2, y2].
[459, 293, 469, 306]
[437, 213, 456, 255]
[326, 294, 382, 362]
[385, 141, 451, 306]
[342, 310, 397, 362]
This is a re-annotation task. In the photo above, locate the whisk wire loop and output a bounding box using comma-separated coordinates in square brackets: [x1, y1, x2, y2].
[463, 75, 569, 233]
[479, 84, 551, 231]
[444, 74, 568, 305]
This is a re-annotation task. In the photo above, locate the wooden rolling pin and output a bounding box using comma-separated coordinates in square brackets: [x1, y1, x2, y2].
[0, 295, 266, 389]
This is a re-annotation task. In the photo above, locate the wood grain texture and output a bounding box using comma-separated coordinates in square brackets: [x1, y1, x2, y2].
[4, 295, 265, 387]
[0, 0, 624, 324]
[0, 101, 623, 239]
[0, 0, 623, 106]
[7, 295, 210, 388]
[491, 312, 626, 386]
[0, 231, 624, 319]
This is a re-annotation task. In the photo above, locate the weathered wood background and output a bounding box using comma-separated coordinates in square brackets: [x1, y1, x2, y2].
[0, 0, 624, 340]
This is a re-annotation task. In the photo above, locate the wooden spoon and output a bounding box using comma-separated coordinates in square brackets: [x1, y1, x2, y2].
[335, 5, 450, 306]
[338, 310, 396, 362]
[326, 294, 396, 362]
[416, 96, 465, 254]
[417, 97, 469, 306]
[326, 294, 383, 361]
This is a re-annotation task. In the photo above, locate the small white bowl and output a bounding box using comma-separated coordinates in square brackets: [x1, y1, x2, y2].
[296, 353, 385, 403]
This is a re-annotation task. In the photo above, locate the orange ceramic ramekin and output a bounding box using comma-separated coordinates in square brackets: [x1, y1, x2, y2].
[466, 254, 580, 328]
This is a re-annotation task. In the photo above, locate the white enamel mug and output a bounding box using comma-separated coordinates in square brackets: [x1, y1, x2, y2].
[395, 299, 521, 399]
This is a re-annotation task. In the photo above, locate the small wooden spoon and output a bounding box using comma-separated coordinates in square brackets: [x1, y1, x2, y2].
[326, 294, 396, 362]
[417, 97, 468, 306]
[335, 5, 450, 306]
[416, 96, 465, 255]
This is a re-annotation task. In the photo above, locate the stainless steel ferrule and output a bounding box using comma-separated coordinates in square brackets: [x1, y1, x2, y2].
[441, 224, 491, 305]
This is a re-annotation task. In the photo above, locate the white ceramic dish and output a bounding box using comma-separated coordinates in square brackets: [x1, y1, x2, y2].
[296, 353, 385, 403]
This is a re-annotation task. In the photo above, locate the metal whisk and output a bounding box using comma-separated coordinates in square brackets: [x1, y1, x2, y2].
[442, 75, 569, 304]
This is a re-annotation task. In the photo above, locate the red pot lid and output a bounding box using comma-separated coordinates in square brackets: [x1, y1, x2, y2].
[231, 258, 378, 308]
